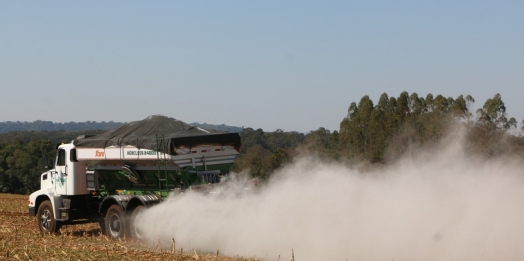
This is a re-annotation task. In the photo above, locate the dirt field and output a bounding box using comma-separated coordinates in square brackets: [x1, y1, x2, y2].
[0, 193, 259, 261]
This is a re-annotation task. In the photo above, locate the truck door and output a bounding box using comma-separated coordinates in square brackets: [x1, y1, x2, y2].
[54, 148, 68, 195]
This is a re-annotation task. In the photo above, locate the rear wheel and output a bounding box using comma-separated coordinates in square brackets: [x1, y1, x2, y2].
[129, 205, 145, 240]
[37, 200, 61, 235]
[105, 204, 126, 239]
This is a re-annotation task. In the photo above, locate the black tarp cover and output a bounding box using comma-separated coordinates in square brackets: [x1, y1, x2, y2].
[74, 115, 241, 155]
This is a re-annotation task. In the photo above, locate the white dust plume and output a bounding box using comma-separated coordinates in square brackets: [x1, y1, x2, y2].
[137, 134, 524, 260]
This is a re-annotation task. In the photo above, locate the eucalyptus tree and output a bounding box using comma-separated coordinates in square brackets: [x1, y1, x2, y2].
[339, 102, 359, 159]
[356, 95, 375, 156]
[424, 94, 434, 112]
[449, 95, 470, 120]
[368, 93, 390, 161]
[476, 93, 516, 131]
[385, 96, 398, 137]
[394, 91, 410, 124]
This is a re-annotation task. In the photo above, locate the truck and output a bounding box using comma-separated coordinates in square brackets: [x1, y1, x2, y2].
[28, 115, 241, 239]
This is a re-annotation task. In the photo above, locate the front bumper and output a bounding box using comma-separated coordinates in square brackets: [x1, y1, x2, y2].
[28, 206, 36, 216]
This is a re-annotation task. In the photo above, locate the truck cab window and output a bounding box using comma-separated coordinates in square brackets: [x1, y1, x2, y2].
[70, 149, 78, 162]
[57, 149, 66, 166]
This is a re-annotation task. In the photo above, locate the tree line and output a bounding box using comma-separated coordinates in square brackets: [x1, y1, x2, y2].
[1, 92, 523, 193]
[232, 92, 524, 178]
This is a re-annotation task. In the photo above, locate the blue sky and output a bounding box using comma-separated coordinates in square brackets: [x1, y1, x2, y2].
[1, 1, 523, 132]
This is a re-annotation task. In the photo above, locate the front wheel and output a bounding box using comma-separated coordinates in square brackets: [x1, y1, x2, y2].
[37, 200, 61, 235]
[105, 204, 127, 239]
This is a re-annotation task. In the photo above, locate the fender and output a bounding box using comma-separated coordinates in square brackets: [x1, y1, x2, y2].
[100, 194, 161, 215]
[29, 189, 62, 220]
[99, 195, 132, 215]
[126, 194, 161, 212]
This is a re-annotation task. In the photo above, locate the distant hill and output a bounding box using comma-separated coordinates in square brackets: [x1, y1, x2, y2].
[0, 120, 243, 135]
[190, 122, 243, 133]
[0, 120, 125, 133]
[0, 122, 242, 145]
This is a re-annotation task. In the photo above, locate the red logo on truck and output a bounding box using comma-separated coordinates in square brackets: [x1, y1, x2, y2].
[95, 150, 105, 157]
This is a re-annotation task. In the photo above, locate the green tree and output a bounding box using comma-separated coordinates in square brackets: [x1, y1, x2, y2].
[339, 102, 359, 159]
[238, 128, 268, 153]
[356, 96, 374, 156]
[449, 95, 464, 119]
[0, 139, 54, 193]
[271, 149, 292, 171]
[385, 96, 398, 136]
[394, 91, 410, 124]
[243, 144, 272, 179]
[477, 93, 516, 131]
[266, 129, 286, 150]
[368, 94, 390, 161]
[302, 127, 330, 152]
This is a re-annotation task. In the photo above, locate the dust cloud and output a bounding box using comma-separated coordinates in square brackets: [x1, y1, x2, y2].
[137, 133, 524, 260]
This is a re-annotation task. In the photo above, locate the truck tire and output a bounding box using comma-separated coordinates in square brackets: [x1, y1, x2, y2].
[128, 205, 145, 240]
[105, 204, 126, 239]
[37, 200, 61, 235]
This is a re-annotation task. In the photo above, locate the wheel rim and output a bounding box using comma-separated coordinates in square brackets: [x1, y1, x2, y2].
[108, 213, 122, 237]
[40, 209, 51, 231]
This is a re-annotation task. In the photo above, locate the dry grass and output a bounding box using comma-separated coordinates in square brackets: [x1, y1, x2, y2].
[0, 193, 259, 261]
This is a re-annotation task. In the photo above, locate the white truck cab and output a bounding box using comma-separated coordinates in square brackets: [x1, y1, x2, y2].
[28, 143, 91, 233]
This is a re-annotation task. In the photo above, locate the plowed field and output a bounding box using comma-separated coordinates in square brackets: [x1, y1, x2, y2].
[0, 193, 258, 261]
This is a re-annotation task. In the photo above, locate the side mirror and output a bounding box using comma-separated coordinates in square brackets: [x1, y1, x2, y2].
[46, 158, 54, 169]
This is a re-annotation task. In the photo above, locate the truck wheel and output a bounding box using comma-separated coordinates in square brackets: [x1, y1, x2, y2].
[37, 200, 61, 235]
[129, 205, 145, 240]
[105, 204, 126, 239]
